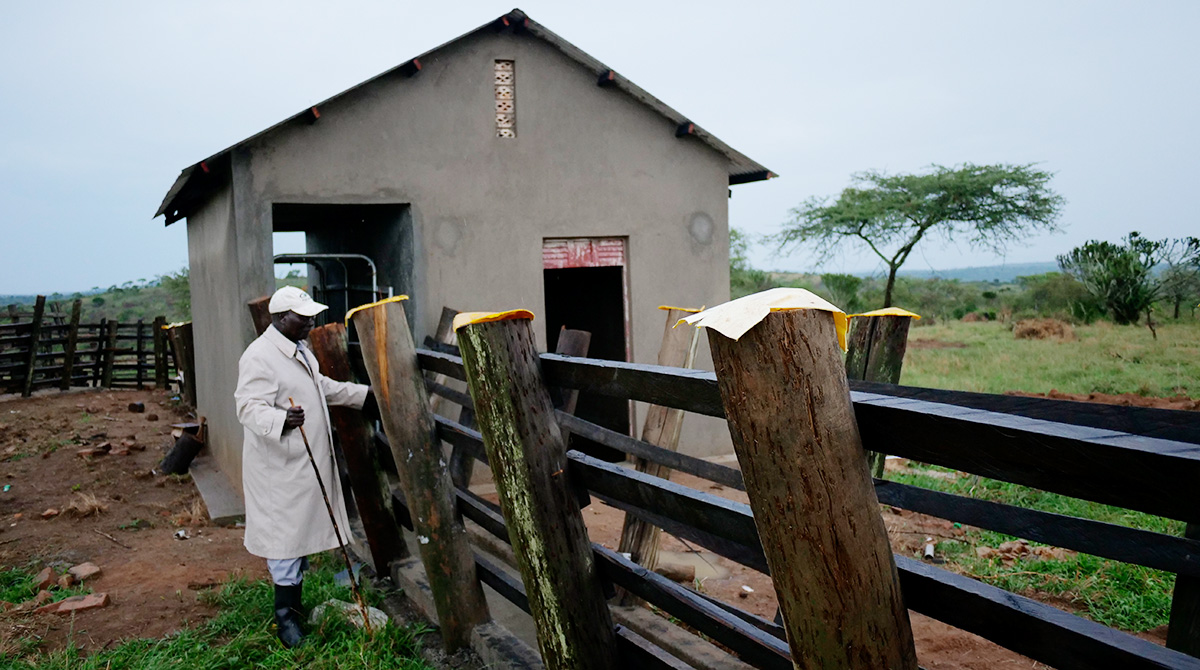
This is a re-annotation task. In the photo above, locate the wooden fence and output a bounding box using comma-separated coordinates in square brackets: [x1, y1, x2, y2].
[0, 297, 175, 396]
[303, 299, 1200, 670]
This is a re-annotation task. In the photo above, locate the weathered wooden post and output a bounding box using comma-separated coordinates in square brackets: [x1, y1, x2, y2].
[167, 322, 196, 407]
[686, 289, 919, 670]
[844, 308, 919, 478]
[152, 316, 169, 389]
[349, 297, 488, 651]
[616, 306, 700, 606]
[59, 299, 82, 391]
[456, 311, 620, 670]
[307, 322, 410, 572]
[1169, 523, 1200, 656]
[101, 320, 119, 388]
[247, 295, 273, 337]
[21, 295, 46, 397]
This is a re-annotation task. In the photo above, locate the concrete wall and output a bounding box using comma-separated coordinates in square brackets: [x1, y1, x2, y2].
[191, 28, 737, 483]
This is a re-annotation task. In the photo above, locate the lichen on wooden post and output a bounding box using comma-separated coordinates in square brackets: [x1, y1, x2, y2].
[844, 310, 916, 478]
[694, 295, 918, 670]
[457, 313, 619, 670]
[350, 298, 488, 651]
[60, 299, 83, 391]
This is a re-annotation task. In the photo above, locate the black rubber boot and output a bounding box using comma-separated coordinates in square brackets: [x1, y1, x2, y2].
[274, 583, 305, 649]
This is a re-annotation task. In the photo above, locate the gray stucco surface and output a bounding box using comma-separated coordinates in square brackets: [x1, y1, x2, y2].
[186, 28, 737, 489]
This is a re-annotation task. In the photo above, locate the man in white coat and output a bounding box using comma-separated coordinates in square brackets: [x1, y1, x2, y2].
[234, 286, 375, 647]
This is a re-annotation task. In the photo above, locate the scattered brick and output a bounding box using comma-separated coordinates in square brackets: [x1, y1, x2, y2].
[41, 508, 60, 519]
[68, 562, 101, 582]
[34, 567, 54, 591]
[23, 590, 54, 611]
[57, 573, 75, 589]
[53, 593, 110, 615]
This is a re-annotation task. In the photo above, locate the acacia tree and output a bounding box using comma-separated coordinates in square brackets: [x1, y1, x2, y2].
[1059, 233, 1200, 326]
[774, 164, 1065, 307]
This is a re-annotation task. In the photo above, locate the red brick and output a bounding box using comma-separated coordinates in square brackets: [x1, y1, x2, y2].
[34, 567, 53, 591]
[68, 562, 101, 581]
[57, 574, 75, 589]
[52, 593, 110, 614]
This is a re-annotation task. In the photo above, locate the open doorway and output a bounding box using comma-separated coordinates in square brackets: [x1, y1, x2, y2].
[543, 238, 631, 460]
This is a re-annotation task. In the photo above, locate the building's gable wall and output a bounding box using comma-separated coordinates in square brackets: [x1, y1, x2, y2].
[198, 28, 734, 478]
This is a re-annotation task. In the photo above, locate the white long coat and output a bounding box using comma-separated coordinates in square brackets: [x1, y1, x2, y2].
[234, 325, 369, 559]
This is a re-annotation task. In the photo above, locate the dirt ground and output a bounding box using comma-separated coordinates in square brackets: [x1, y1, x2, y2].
[0, 387, 1172, 668]
[0, 388, 265, 656]
[1007, 388, 1200, 411]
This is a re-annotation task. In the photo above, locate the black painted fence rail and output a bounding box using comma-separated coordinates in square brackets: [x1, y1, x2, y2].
[414, 345, 1200, 670]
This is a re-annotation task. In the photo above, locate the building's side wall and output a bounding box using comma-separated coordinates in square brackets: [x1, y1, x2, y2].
[185, 165, 274, 486]
[193, 27, 738, 470]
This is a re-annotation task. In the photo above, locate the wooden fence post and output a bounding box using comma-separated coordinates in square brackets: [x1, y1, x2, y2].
[101, 320, 118, 388]
[168, 323, 196, 406]
[308, 322, 410, 573]
[616, 306, 700, 606]
[457, 313, 620, 670]
[59, 299, 82, 391]
[1169, 523, 1200, 656]
[21, 295, 46, 398]
[153, 316, 169, 389]
[135, 319, 146, 390]
[350, 298, 488, 651]
[704, 308, 918, 670]
[247, 296, 272, 337]
[844, 310, 916, 478]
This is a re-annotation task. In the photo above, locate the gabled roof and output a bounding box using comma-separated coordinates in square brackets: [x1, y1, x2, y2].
[155, 9, 775, 224]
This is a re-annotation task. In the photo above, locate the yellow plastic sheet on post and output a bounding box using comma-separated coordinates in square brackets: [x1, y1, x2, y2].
[452, 309, 535, 331]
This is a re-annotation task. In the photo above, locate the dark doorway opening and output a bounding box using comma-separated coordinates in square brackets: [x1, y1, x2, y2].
[544, 265, 629, 461]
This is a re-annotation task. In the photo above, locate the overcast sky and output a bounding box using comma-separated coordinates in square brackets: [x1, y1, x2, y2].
[2, 1, 1197, 295]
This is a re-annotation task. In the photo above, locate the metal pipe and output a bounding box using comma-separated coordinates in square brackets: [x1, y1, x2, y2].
[272, 253, 379, 300]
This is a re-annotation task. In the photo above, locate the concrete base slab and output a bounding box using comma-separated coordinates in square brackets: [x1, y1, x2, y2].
[612, 605, 754, 670]
[188, 450, 244, 525]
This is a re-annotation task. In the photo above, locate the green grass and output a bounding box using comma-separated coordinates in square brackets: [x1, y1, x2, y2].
[903, 320, 1200, 397]
[0, 563, 91, 606]
[1, 555, 433, 669]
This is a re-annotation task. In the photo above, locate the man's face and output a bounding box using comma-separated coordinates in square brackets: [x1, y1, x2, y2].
[276, 310, 316, 343]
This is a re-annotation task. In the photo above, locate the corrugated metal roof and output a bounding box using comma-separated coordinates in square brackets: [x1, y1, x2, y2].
[155, 9, 775, 224]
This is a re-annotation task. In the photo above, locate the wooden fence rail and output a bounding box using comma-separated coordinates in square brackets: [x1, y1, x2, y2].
[0, 297, 177, 396]
[399, 340, 1200, 670]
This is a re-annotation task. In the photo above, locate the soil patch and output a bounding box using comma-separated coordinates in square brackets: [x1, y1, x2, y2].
[0, 389, 265, 656]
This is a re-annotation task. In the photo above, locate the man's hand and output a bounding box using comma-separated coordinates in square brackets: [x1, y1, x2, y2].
[284, 406, 305, 430]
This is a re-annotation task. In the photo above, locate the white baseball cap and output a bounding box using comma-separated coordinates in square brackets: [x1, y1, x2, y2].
[268, 286, 328, 317]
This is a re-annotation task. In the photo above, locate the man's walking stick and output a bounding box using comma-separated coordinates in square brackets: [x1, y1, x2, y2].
[289, 397, 373, 634]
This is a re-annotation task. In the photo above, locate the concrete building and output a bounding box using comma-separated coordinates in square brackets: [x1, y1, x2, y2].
[154, 9, 773, 492]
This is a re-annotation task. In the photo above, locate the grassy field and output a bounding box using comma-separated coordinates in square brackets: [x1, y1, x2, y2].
[902, 320, 1200, 398]
[0, 555, 432, 669]
[884, 318, 1199, 633]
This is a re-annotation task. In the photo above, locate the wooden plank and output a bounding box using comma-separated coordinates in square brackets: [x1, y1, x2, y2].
[1169, 522, 1200, 656]
[618, 306, 701, 605]
[20, 296, 45, 397]
[167, 322, 196, 407]
[92, 319, 106, 387]
[308, 322, 410, 573]
[351, 299, 488, 651]
[845, 313, 914, 477]
[540, 354, 724, 418]
[426, 307, 460, 419]
[849, 379, 1200, 445]
[556, 411, 744, 490]
[434, 416, 488, 468]
[247, 295, 272, 336]
[58, 299, 82, 391]
[456, 315, 619, 670]
[708, 309, 916, 669]
[900, 555, 1200, 670]
[874, 480, 1200, 577]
